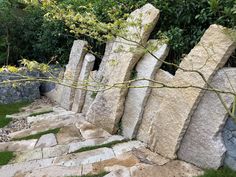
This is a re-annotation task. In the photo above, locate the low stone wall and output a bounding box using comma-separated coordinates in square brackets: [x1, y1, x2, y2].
[0, 72, 40, 104]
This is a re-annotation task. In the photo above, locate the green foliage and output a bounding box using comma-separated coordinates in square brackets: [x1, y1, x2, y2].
[71, 140, 126, 154]
[29, 110, 53, 117]
[0, 151, 15, 166]
[197, 167, 236, 177]
[12, 128, 61, 141]
[0, 101, 31, 128]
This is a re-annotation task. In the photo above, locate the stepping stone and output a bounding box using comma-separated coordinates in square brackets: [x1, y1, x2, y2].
[0, 158, 54, 177]
[0, 139, 37, 152]
[76, 120, 111, 139]
[35, 133, 57, 148]
[54, 147, 115, 166]
[16, 165, 82, 177]
[42, 145, 69, 159]
[68, 135, 125, 153]
[112, 141, 146, 156]
[56, 125, 83, 144]
[14, 149, 42, 163]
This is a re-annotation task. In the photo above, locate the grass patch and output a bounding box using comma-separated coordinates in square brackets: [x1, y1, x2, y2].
[0, 101, 31, 128]
[0, 151, 15, 166]
[197, 167, 236, 177]
[29, 110, 53, 117]
[68, 171, 109, 177]
[12, 128, 61, 141]
[72, 140, 126, 154]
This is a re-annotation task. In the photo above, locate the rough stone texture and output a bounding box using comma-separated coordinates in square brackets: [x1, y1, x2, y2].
[82, 71, 97, 114]
[43, 70, 64, 104]
[14, 149, 43, 163]
[42, 145, 69, 158]
[56, 125, 82, 144]
[76, 120, 111, 139]
[147, 24, 236, 159]
[0, 140, 37, 152]
[0, 72, 40, 104]
[72, 53, 95, 113]
[223, 117, 236, 170]
[137, 69, 173, 143]
[178, 68, 236, 169]
[68, 135, 124, 153]
[132, 147, 169, 166]
[121, 42, 169, 139]
[60, 40, 88, 110]
[18, 166, 82, 177]
[54, 147, 115, 166]
[0, 158, 54, 177]
[130, 161, 203, 177]
[112, 141, 146, 156]
[27, 106, 75, 124]
[86, 4, 160, 134]
[35, 133, 57, 148]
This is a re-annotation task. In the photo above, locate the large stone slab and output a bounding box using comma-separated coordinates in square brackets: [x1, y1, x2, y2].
[137, 69, 173, 143]
[121, 42, 169, 139]
[60, 40, 88, 110]
[35, 133, 57, 148]
[86, 4, 160, 134]
[178, 68, 236, 169]
[72, 53, 95, 113]
[0, 158, 54, 177]
[0, 139, 37, 152]
[147, 24, 236, 159]
[82, 71, 97, 114]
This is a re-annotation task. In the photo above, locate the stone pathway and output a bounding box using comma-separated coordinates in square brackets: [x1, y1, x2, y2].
[0, 100, 203, 177]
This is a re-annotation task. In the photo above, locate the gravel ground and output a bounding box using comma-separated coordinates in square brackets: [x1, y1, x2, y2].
[0, 96, 56, 142]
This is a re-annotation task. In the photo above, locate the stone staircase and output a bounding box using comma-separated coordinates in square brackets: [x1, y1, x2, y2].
[0, 99, 203, 177]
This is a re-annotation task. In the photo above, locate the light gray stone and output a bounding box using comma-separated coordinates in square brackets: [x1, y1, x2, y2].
[54, 147, 115, 166]
[0, 140, 37, 152]
[82, 71, 97, 114]
[60, 40, 88, 110]
[20, 165, 82, 177]
[43, 145, 69, 158]
[112, 141, 146, 156]
[147, 24, 236, 159]
[137, 69, 173, 143]
[56, 125, 82, 144]
[0, 158, 54, 177]
[121, 42, 169, 139]
[72, 53, 95, 113]
[178, 68, 236, 169]
[35, 133, 57, 148]
[14, 149, 43, 163]
[86, 4, 160, 134]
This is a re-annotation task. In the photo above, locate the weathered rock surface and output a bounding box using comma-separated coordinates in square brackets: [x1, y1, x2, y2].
[0, 140, 37, 152]
[35, 133, 57, 148]
[129, 161, 203, 177]
[60, 40, 88, 110]
[72, 53, 95, 113]
[121, 42, 169, 139]
[82, 71, 97, 114]
[86, 4, 160, 134]
[137, 69, 173, 143]
[178, 68, 236, 169]
[56, 125, 82, 144]
[147, 24, 236, 159]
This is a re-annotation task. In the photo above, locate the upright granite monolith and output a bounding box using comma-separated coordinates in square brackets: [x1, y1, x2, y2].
[86, 4, 160, 133]
[137, 69, 173, 143]
[178, 68, 236, 169]
[60, 40, 88, 110]
[72, 53, 95, 113]
[121, 42, 169, 139]
[147, 24, 236, 159]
